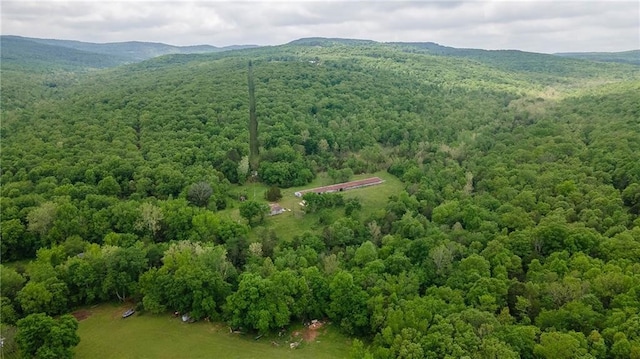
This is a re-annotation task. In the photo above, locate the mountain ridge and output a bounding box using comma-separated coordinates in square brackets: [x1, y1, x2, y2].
[7, 34, 638, 56]
[555, 49, 640, 65]
[1, 35, 259, 63]
[0, 36, 130, 70]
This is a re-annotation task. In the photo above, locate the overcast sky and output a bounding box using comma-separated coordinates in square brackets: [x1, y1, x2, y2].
[2, 1, 638, 53]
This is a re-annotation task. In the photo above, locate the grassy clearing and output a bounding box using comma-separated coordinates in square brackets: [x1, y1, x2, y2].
[75, 304, 351, 359]
[221, 171, 404, 241]
[340, 171, 405, 219]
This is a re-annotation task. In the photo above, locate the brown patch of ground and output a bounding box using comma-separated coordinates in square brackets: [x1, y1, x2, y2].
[287, 320, 328, 345]
[302, 320, 325, 342]
[72, 310, 92, 321]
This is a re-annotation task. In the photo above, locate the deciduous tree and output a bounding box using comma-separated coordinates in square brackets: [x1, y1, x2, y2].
[239, 200, 269, 226]
[16, 313, 79, 359]
[187, 181, 213, 207]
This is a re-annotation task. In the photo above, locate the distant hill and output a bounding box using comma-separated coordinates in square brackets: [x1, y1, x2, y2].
[14, 36, 258, 61]
[0, 35, 259, 70]
[281, 38, 639, 79]
[555, 50, 640, 65]
[385, 41, 623, 76]
[0, 36, 129, 70]
[288, 37, 378, 47]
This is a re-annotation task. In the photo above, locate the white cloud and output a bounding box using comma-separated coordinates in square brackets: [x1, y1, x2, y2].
[1, 0, 638, 52]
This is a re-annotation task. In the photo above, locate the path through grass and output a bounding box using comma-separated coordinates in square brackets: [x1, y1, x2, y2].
[75, 304, 352, 359]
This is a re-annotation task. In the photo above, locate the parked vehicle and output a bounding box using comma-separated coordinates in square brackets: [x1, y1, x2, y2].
[122, 309, 135, 318]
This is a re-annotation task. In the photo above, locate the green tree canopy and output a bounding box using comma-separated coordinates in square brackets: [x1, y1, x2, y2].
[16, 313, 80, 359]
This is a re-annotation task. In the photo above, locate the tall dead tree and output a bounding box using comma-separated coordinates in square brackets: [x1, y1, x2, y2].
[248, 60, 259, 171]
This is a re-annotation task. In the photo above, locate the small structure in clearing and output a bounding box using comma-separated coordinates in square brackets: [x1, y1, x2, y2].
[294, 177, 384, 197]
[269, 203, 285, 216]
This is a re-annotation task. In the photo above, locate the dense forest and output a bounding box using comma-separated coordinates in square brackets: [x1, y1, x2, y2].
[1, 35, 640, 358]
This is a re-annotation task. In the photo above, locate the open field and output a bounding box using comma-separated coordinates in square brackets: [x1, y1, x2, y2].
[220, 171, 404, 241]
[75, 304, 352, 359]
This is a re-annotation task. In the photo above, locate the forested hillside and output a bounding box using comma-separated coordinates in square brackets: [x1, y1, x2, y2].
[1, 35, 257, 64]
[0, 36, 131, 70]
[1, 38, 640, 358]
[556, 50, 640, 65]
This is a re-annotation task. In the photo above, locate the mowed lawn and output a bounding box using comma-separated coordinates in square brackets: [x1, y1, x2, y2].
[75, 304, 352, 359]
[265, 171, 404, 240]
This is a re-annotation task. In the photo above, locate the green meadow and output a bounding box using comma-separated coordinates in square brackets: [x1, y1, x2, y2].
[75, 304, 351, 359]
